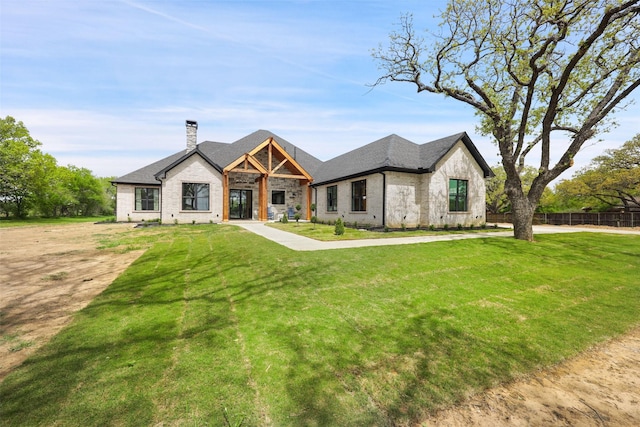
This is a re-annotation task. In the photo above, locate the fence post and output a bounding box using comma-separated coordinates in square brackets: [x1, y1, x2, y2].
[598, 212, 600, 226]
[569, 212, 572, 226]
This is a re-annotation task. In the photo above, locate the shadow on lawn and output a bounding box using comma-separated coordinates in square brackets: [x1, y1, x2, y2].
[0, 227, 334, 425]
[279, 305, 543, 425]
[5, 229, 636, 425]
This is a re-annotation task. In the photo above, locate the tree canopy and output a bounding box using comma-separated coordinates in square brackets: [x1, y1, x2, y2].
[373, 0, 640, 240]
[0, 116, 114, 218]
[554, 134, 640, 211]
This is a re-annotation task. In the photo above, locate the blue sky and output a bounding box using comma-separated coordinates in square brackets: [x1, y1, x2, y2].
[1, 0, 639, 178]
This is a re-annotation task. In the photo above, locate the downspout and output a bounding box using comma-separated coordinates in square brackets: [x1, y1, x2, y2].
[379, 172, 386, 228]
[155, 177, 163, 223]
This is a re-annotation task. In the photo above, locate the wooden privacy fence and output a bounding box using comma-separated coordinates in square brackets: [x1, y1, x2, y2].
[486, 212, 637, 228]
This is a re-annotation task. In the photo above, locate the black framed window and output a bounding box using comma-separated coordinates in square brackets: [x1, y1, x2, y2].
[271, 190, 285, 205]
[135, 187, 159, 211]
[351, 180, 366, 212]
[326, 185, 337, 212]
[449, 179, 468, 212]
[182, 183, 209, 210]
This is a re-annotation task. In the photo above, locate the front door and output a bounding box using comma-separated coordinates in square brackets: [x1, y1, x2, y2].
[229, 189, 252, 219]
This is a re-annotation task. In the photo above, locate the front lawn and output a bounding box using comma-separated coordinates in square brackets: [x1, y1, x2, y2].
[1, 225, 638, 426]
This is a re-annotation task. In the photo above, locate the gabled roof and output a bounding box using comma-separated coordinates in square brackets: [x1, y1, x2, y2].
[311, 132, 493, 186]
[112, 130, 322, 185]
[112, 130, 492, 187]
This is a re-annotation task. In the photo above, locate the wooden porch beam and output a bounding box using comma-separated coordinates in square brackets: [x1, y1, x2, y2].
[271, 173, 307, 179]
[271, 158, 288, 174]
[230, 168, 263, 174]
[222, 172, 229, 222]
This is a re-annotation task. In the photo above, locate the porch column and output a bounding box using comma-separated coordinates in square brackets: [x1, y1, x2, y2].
[259, 174, 268, 221]
[222, 172, 229, 222]
[306, 185, 312, 220]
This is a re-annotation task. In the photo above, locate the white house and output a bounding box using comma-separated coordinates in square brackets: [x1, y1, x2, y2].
[112, 122, 493, 228]
[310, 133, 493, 228]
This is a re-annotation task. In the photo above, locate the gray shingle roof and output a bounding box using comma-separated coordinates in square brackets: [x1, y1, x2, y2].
[111, 130, 323, 185]
[311, 132, 493, 186]
[112, 130, 491, 187]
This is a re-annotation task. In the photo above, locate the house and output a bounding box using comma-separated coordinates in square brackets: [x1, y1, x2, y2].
[310, 133, 493, 228]
[113, 121, 493, 228]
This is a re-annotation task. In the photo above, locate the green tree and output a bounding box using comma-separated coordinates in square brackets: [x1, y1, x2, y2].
[31, 153, 74, 217]
[100, 177, 117, 215]
[373, 1, 640, 240]
[556, 134, 640, 210]
[65, 166, 104, 216]
[0, 116, 42, 217]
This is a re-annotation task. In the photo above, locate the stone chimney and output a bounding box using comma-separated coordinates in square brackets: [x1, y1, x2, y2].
[186, 120, 198, 153]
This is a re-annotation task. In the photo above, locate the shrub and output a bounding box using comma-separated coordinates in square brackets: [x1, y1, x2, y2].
[334, 218, 345, 235]
[401, 223, 406, 231]
[294, 213, 301, 223]
[443, 224, 449, 231]
[281, 214, 288, 224]
[429, 224, 435, 231]
[384, 225, 389, 233]
[457, 223, 463, 230]
[311, 216, 317, 223]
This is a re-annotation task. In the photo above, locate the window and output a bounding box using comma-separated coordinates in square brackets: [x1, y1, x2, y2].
[326, 185, 337, 212]
[182, 183, 209, 210]
[271, 190, 285, 205]
[351, 180, 366, 211]
[135, 187, 159, 211]
[449, 179, 468, 212]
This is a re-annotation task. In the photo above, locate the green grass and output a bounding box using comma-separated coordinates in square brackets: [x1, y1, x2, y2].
[268, 221, 505, 241]
[0, 216, 114, 228]
[1, 225, 639, 426]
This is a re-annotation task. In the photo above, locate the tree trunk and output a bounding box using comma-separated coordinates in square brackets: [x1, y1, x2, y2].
[507, 187, 537, 241]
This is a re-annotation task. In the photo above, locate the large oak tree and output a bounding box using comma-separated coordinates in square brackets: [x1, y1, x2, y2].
[373, 0, 640, 240]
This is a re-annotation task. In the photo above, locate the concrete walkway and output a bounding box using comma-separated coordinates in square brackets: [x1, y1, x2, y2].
[233, 221, 640, 251]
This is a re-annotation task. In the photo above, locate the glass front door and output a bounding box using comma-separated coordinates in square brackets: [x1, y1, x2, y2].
[229, 189, 252, 219]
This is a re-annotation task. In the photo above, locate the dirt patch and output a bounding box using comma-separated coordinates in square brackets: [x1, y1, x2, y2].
[0, 222, 143, 381]
[424, 328, 640, 426]
[1, 223, 639, 425]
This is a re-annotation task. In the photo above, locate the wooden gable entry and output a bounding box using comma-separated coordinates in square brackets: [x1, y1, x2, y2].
[222, 137, 313, 221]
